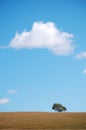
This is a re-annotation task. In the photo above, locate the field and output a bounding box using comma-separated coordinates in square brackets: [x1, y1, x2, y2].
[0, 112, 86, 129]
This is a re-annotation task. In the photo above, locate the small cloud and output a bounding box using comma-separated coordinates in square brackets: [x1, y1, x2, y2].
[0, 98, 10, 104]
[2, 21, 75, 56]
[83, 69, 86, 74]
[8, 89, 17, 94]
[0, 45, 9, 49]
[75, 52, 86, 59]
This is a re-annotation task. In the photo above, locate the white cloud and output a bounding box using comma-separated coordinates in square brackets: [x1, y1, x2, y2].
[0, 98, 10, 104]
[9, 21, 75, 55]
[8, 89, 17, 94]
[83, 69, 86, 74]
[75, 52, 86, 59]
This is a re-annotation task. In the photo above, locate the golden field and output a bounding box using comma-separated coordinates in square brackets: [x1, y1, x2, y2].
[0, 112, 86, 129]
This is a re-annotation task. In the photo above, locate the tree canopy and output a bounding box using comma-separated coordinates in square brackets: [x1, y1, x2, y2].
[52, 103, 67, 112]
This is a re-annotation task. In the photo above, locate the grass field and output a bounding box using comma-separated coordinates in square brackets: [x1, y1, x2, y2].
[0, 112, 86, 129]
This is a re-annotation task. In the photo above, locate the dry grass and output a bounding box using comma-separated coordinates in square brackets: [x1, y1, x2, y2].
[0, 112, 86, 129]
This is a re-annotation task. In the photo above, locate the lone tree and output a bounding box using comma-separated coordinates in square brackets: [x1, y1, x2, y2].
[52, 103, 67, 112]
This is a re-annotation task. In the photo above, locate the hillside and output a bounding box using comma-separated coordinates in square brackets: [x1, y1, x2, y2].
[0, 112, 86, 129]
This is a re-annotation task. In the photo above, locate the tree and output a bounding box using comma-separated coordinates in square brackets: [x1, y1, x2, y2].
[52, 103, 67, 112]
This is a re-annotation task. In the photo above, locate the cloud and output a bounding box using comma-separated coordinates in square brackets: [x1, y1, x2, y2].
[9, 21, 75, 55]
[8, 89, 17, 94]
[83, 69, 86, 74]
[75, 52, 86, 59]
[0, 98, 10, 104]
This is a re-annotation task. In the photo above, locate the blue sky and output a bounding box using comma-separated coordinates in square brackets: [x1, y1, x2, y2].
[0, 0, 86, 112]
